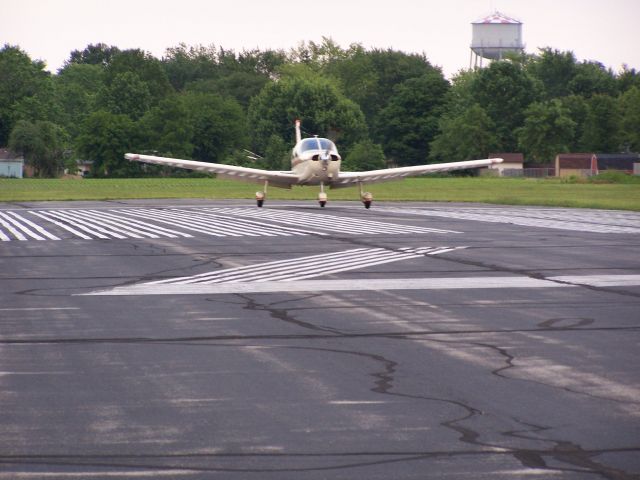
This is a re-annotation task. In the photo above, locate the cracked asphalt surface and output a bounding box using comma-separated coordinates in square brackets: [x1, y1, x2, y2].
[1, 199, 639, 479]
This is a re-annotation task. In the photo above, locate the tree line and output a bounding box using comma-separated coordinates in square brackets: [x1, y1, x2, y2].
[1, 39, 639, 177]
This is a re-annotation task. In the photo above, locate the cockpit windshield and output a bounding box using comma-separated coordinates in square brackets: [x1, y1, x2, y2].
[299, 137, 336, 153]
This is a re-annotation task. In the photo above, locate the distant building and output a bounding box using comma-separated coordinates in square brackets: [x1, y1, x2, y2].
[0, 148, 24, 178]
[555, 153, 597, 177]
[555, 153, 639, 176]
[76, 159, 94, 177]
[595, 153, 639, 173]
[488, 152, 524, 175]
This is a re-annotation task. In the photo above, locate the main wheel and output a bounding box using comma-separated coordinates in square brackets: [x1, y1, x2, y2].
[257, 199, 264, 207]
[363, 201, 371, 209]
[319, 201, 326, 208]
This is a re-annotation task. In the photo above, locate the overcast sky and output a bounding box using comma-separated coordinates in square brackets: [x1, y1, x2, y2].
[4, 0, 640, 78]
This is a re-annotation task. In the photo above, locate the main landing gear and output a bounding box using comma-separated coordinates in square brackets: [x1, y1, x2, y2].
[316, 182, 373, 209]
[256, 180, 268, 207]
[359, 183, 373, 209]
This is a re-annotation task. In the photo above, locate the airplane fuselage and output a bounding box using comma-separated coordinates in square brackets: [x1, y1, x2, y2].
[290, 137, 342, 185]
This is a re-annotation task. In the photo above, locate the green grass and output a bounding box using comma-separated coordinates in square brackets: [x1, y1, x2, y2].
[1, 176, 639, 211]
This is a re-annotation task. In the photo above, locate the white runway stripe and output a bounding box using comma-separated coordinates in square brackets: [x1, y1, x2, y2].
[29, 211, 94, 239]
[202, 208, 458, 235]
[89, 210, 192, 238]
[168, 208, 327, 236]
[84, 273, 640, 296]
[61, 209, 159, 238]
[147, 246, 467, 285]
[3, 211, 60, 240]
[43, 210, 127, 239]
[146, 248, 375, 285]
[0, 212, 28, 240]
[381, 207, 640, 234]
[120, 208, 314, 237]
[117, 208, 244, 237]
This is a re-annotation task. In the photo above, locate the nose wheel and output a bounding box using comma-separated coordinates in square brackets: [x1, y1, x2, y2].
[318, 182, 327, 207]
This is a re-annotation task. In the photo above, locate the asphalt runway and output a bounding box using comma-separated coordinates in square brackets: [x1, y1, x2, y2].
[1, 199, 639, 479]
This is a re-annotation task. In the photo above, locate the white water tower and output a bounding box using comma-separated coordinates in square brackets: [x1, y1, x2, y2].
[470, 11, 524, 68]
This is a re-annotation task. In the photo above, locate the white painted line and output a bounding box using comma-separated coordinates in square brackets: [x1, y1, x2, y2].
[29, 211, 94, 240]
[5, 211, 60, 240]
[212, 207, 459, 235]
[0, 307, 80, 311]
[102, 210, 193, 238]
[83, 276, 568, 296]
[382, 207, 640, 234]
[83, 274, 640, 296]
[0, 212, 28, 240]
[169, 208, 326, 236]
[52, 210, 137, 239]
[146, 248, 374, 285]
[147, 246, 463, 285]
[36, 210, 112, 239]
[550, 274, 640, 287]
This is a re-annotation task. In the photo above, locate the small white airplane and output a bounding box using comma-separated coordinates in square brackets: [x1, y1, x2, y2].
[125, 120, 503, 208]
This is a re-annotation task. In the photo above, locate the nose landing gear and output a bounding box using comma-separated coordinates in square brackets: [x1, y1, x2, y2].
[318, 182, 327, 207]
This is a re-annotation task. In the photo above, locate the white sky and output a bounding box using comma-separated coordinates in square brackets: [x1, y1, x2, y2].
[4, 0, 640, 78]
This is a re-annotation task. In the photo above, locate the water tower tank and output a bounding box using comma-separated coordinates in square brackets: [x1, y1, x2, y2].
[470, 11, 524, 67]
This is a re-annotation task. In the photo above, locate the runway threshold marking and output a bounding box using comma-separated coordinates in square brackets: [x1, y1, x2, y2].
[2, 207, 460, 241]
[379, 207, 640, 234]
[83, 274, 640, 296]
[143, 246, 467, 285]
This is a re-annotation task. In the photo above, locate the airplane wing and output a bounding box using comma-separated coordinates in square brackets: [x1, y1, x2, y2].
[125, 153, 300, 188]
[331, 158, 503, 188]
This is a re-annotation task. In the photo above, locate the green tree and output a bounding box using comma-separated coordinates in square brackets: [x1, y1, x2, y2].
[569, 61, 617, 98]
[67, 43, 120, 67]
[180, 92, 247, 163]
[517, 100, 576, 163]
[430, 104, 499, 162]
[105, 49, 173, 104]
[76, 111, 142, 176]
[581, 94, 620, 152]
[54, 63, 104, 138]
[185, 72, 268, 110]
[98, 72, 152, 120]
[247, 74, 367, 154]
[470, 61, 540, 150]
[162, 44, 219, 91]
[618, 86, 640, 152]
[526, 48, 577, 99]
[375, 72, 449, 165]
[342, 140, 386, 171]
[139, 95, 194, 158]
[9, 120, 67, 177]
[326, 48, 441, 127]
[617, 65, 640, 93]
[0, 45, 52, 144]
[559, 95, 589, 151]
[261, 134, 290, 170]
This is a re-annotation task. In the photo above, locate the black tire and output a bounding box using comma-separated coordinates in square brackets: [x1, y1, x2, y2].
[319, 201, 326, 208]
[257, 199, 264, 207]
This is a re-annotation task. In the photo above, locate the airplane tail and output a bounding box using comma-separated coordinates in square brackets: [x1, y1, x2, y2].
[295, 119, 302, 144]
